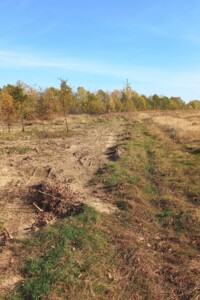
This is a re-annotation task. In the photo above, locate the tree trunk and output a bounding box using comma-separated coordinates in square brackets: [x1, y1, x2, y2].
[7, 122, 10, 133]
[21, 116, 25, 132]
[64, 113, 69, 132]
[62, 99, 69, 132]
[20, 103, 25, 132]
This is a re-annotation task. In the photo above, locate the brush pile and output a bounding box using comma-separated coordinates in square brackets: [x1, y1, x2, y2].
[29, 181, 84, 218]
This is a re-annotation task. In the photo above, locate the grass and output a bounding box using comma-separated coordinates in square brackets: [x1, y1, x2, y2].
[4, 114, 200, 300]
[102, 162, 140, 190]
[5, 146, 33, 155]
[0, 219, 6, 231]
[97, 119, 200, 299]
[99, 123, 158, 203]
[156, 210, 173, 219]
[6, 206, 118, 300]
[0, 127, 74, 141]
[0, 214, 7, 232]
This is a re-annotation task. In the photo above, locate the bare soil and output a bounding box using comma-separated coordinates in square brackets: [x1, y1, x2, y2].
[0, 117, 124, 294]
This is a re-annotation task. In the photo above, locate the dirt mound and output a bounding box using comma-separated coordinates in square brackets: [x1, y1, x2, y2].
[28, 181, 84, 218]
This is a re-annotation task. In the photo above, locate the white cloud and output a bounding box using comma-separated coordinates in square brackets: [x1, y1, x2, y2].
[0, 50, 200, 91]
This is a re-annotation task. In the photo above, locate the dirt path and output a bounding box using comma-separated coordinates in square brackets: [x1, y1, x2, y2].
[0, 118, 125, 294]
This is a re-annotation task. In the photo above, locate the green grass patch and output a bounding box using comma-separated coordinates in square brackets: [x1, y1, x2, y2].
[102, 163, 140, 190]
[7, 206, 117, 300]
[156, 210, 173, 219]
[99, 123, 158, 203]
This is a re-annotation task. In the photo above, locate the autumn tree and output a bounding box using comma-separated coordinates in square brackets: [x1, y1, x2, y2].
[36, 91, 54, 129]
[0, 79, 193, 117]
[110, 90, 123, 112]
[121, 80, 136, 111]
[149, 94, 161, 110]
[59, 80, 73, 132]
[138, 95, 150, 110]
[75, 87, 89, 113]
[5, 82, 28, 131]
[187, 100, 200, 109]
[0, 91, 15, 132]
[96, 90, 110, 113]
[45, 87, 61, 115]
[169, 97, 185, 110]
[25, 87, 39, 120]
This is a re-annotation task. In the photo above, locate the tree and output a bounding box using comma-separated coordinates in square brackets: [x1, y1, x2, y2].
[0, 91, 15, 132]
[5, 82, 28, 131]
[110, 90, 123, 112]
[75, 87, 89, 113]
[120, 80, 136, 111]
[59, 80, 73, 132]
[36, 92, 53, 129]
[187, 100, 200, 109]
[86, 92, 104, 114]
[149, 94, 161, 110]
[44, 87, 60, 114]
[133, 94, 149, 111]
[96, 90, 110, 113]
[169, 97, 185, 110]
[25, 87, 38, 120]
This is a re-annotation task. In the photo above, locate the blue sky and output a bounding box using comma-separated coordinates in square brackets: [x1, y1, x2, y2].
[0, 0, 200, 101]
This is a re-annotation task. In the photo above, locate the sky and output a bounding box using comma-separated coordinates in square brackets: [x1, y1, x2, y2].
[0, 0, 200, 101]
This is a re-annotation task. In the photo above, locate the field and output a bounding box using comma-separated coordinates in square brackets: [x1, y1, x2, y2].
[0, 111, 200, 300]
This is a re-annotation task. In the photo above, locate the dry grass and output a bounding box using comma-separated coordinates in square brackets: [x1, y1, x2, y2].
[136, 110, 200, 148]
[2, 112, 200, 300]
[97, 118, 200, 299]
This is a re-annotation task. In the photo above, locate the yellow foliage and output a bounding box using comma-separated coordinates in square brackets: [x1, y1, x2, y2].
[0, 91, 16, 131]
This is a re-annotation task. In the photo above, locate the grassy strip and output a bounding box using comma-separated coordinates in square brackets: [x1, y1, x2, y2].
[98, 120, 200, 299]
[0, 128, 74, 141]
[99, 123, 158, 202]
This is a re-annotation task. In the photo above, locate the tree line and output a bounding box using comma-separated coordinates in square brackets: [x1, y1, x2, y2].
[0, 80, 199, 132]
